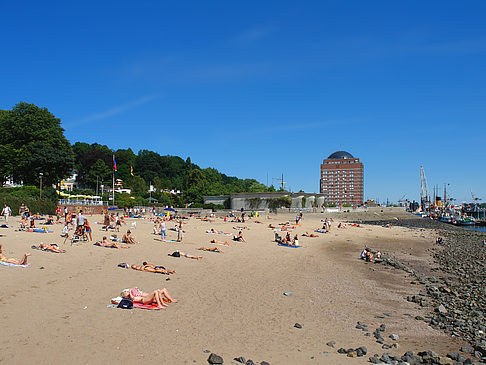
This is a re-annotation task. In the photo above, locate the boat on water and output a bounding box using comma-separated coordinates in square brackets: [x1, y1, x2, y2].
[439, 214, 454, 224]
[453, 217, 476, 226]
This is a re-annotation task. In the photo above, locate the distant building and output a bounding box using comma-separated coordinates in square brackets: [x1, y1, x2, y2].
[60, 173, 77, 191]
[320, 151, 364, 206]
[204, 192, 326, 210]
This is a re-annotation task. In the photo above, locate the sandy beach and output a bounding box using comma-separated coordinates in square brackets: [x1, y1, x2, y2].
[0, 208, 468, 364]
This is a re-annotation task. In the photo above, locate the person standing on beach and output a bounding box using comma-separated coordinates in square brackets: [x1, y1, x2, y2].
[177, 220, 183, 242]
[160, 220, 167, 241]
[1, 204, 11, 223]
[77, 210, 86, 229]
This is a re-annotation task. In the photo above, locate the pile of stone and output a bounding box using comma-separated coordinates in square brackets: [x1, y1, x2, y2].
[363, 219, 485, 362]
[368, 350, 476, 364]
[207, 353, 270, 365]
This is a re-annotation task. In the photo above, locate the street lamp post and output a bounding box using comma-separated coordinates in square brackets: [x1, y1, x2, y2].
[39, 173, 43, 199]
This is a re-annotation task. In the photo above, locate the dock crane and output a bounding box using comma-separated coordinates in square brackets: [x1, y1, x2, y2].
[471, 190, 481, 202]
[398, 194, 407, 206]
[420, 166, 429, 211]
[273, 173, 288, 192]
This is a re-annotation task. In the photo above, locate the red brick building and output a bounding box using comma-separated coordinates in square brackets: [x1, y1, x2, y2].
[320, 151, 364, 206]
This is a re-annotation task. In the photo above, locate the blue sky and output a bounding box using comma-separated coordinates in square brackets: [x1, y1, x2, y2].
[1, 1, 485, 203]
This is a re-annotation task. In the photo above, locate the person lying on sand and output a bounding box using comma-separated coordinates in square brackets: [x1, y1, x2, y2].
[0, 244, 30, 265]
[268, 224, 277, 229]
[199, 247, 223, 253]
[122, 230, 137, 244]
[210, 239, 231, 246]
[337, 223, 345, 228]
[121, 287, 177, 309]
[302, 232, 319, 237]
[94, 237, 129, 249]
[32, 243, 66, 253]
[168, 251, 202, 259]
[131, 262, 176, 274]
[233, 231, 246, 242]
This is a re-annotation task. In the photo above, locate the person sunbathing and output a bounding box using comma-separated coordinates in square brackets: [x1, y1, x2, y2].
[268, 224, 277, 229]
[122, 230, 137, 244]
[302, 232, 319, 237]
[199, 247, 223, 253]
[210, 239, 231, 246]
[0, 244, 30, 265]
[130, 263, 175, 274]
[206, 228, 217, 234]
[168, 251, 202, 260]
[33, 243, 66, 253]
[95, 237, 129, 249]
[121, 287, 177, 309]
[233, 231, 246, 242]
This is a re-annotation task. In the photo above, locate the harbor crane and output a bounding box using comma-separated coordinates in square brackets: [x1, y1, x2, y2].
[273, 173, 288, 192]
[398, 194, 407, 206]
[471, 190, 481, 202]
[420, 166, 429, 211]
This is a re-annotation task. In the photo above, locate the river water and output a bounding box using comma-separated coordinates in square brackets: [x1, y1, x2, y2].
[462, 225, 486, 233]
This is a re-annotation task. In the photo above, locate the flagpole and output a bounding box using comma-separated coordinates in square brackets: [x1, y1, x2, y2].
[112, 155, 116, 206]
[112, 169, 115, 206]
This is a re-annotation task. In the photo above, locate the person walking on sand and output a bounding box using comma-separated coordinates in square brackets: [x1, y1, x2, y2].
[2, 204, 11, 224]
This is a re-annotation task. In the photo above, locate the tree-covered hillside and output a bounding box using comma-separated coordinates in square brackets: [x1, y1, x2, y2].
[0, 102, 273, 207]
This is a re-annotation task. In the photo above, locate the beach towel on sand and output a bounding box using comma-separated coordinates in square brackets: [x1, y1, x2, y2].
[0, 261, 30, 268]
[277, 243, 302, 248]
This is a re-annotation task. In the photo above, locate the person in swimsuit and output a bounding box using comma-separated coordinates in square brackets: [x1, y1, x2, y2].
[130, 263, 175, 275]
[233, 231, 246, 242]
[302, 232, 319, 237]
[122, 230, 136, 244]
[95, 236, 129, 249]
[210, 239, 231, 246]
[84, 220, 93, 241]
[199, 247, 223, 253]
[121, 287, 177, 309]
[0, 244, 30, 265]
[168, 251, 202, 260]
[33, 243, 66, 253]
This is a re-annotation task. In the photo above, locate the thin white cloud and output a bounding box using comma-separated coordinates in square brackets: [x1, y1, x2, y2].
[68, 94, 161, 127]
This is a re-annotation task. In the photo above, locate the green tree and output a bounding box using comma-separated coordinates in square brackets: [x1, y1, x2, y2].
[0, 102, 74, 186]
[87, 159, 111, 189]
[131, 175, 147, 196]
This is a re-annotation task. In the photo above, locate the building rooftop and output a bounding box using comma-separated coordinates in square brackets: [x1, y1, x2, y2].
[327, 150, 354, 159]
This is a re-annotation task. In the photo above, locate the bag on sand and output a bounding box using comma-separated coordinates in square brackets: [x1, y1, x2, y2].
[117, 298, 133, 309]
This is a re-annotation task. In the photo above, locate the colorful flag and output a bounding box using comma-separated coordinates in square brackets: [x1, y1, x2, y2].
[130, 165, 134, 177]
[113, 155, 117, 171]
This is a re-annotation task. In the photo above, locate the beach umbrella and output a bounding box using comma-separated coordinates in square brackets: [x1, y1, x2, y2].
[164, 207, 176, 212]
